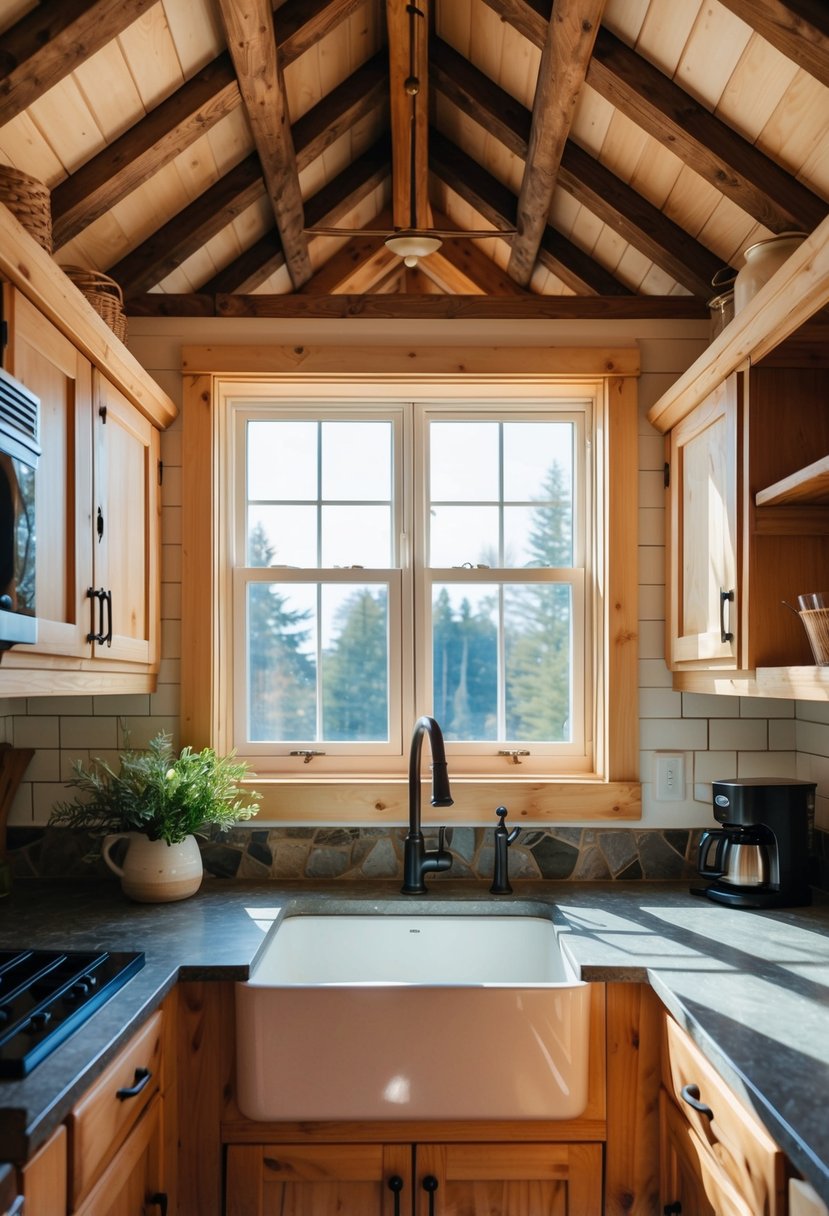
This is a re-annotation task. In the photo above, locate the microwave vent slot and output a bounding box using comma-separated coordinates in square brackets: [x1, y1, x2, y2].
[0, 366, 39, 466]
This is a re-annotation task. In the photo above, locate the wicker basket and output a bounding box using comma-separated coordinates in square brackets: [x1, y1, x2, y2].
[61, 265, 128, 342]
[0, 165, 51, 252]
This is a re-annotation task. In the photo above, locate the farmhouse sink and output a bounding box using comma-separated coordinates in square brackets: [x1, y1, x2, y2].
[235, 912, 590, 1121]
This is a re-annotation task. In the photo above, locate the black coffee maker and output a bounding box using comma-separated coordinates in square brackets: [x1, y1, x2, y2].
[694, 778, 816, 908]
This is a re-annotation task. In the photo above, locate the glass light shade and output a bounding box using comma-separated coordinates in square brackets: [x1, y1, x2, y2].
[385, 233, 442, 260]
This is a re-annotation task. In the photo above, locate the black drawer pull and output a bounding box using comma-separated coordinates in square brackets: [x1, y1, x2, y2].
[117, 1066, 152, 1100]
[663, 1203, 682, 1214]
[387, 1174, 403, 1216]
[422, 1174, 439, 1216]
[680, 1082, 714, 1120]
[146, 1193, 168, 1215]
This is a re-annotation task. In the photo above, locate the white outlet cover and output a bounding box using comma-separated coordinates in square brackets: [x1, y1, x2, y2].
[655, 753, 685, 801]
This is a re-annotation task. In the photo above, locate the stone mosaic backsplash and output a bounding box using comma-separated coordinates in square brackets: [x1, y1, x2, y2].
[9, 825, 828, 888]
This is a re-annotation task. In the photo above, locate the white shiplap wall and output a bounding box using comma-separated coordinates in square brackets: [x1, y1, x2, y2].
[4, 316, 820, 831]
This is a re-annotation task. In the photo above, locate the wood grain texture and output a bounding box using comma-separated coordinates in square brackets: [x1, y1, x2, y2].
[218, 0, 311, 288]
[19, 1124, 67, 1216]
[605, 984, 662, 1216]
[606, 376, 639, 781]
[387, 0, 430, 230]
[508, 0, 605, 285]
[180, 375, 216, 751]
[716, 0, 829, 89]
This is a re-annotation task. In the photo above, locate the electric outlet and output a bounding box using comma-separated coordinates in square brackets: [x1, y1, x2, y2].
[655, 753, 685, 801]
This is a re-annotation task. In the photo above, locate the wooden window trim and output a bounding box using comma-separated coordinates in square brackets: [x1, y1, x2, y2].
[180, 346, 641, 823]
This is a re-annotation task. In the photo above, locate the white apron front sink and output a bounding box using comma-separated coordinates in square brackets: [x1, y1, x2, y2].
[235, 912, 590, 1121]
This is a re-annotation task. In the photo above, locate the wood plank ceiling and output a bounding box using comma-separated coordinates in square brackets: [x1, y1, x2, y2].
[0, 0, 826, 318]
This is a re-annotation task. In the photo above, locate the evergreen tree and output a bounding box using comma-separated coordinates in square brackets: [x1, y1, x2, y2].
[432, 589, 498, 739]
[247, 523, 316, 740]
[322, 588, 388, 740]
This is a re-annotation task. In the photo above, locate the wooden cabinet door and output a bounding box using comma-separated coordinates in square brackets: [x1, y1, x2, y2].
[74, 1094, 165, 1216]
[660, 1091, 754, 1216]
[93, 372, 160, 666]
[19, 1124, 66, 1216]
[4, 285, 93, 659]
[668, 375, 740, 668]
[415, 1142, 603, 1216]
[226, 1143, 411, 1216]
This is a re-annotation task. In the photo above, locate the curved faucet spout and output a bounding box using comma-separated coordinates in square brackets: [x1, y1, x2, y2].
[402, 716, 454, 894]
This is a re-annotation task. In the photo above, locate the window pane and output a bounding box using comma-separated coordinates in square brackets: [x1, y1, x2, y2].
[247, 583, 317, 741]
[322, 421, 391, 500]
[504, 505, 572, 568]
[429, 506, 499, 567]
[248, 420, 317, 500]
[322, 585, 389, 741]
[430, 421, 499, 501]
[503, 422, 572, 501]
[321, 506, 392, 566]
[505, 583, 572, 742]
[248, 507, 317, 566]
[432, 584, 498, 740]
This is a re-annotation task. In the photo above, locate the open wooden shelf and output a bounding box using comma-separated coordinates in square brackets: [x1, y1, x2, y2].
[756, 456, 829, 506]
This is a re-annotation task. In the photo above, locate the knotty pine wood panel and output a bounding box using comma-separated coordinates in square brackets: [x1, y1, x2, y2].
[19, 1124, 67, 1216]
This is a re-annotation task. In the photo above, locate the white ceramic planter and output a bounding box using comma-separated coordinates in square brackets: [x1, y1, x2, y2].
[102, 831, 203, 902]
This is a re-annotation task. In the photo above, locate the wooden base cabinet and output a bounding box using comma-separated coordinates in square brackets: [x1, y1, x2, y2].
[74, 1094, 165, 1216]
[226, 1140, 603, 1215]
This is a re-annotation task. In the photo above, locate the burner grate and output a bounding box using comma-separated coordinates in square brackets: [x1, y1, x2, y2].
[0, 950, 144, 1078]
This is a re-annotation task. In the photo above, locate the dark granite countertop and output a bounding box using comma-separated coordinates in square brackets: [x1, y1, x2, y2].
[1, 878, 828, 1204]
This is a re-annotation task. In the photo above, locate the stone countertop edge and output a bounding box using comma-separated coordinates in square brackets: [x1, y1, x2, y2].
[0, 879, 827, 1205]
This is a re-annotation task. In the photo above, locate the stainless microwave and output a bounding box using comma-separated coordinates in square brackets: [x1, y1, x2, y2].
[0, 365, 39, 647]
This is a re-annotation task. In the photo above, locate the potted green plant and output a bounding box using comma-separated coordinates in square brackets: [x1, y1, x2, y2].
[49, 732, 260, 902]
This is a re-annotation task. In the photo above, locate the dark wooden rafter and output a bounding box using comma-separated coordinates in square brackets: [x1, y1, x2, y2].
[188, 139, 390, 300]
[218, 0, 311, 288]
[0, 0, 157, 127]
[432, 38, 722, 294]
[429, 210, 533, 295]
[386, 0, 430, 229]
[429, 129, 631, 295]
[49, 0, 373, 249]
[716, 0, 829, 90]
[298, 211, 394, 293]
[481, 0, 827, 233]
[508, 0, 605, 285]
[51, 54, 241, 249]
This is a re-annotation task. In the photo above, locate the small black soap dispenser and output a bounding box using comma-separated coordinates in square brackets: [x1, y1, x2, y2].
[490, 805, 520, 895]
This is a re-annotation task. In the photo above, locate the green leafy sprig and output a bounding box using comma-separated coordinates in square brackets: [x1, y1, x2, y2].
[49, 732, 261, 845]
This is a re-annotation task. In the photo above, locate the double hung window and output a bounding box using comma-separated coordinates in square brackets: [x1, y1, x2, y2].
[225, 385, 594, 780]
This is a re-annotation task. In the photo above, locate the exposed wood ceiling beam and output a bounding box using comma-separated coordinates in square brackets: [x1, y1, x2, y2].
[52, 50, 386, 251]
[298, 209, 393, 293]
[0, 0, 157, 127]
[715, 0, 829, 89]
[126, 293, 708, 318]
[190, 140, 390, 299]
[51, 54, 241, 249]
[386, 0, 430, 229]
[218, 0, 311, 289]
[417, 252, 486, 295]
[430, 129, 630, 295]
[481, 0, 826, 233]
[433, 35, 720, 293]
[111, 155, 266, 297]
[210, 294, 706, 318]
[274, 0, 369, 63]
[508, 0, 605, 286]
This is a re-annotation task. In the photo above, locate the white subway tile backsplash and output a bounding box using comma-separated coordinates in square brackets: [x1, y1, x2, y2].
[641, 718, 708, 750]
[769, 718, 796, 750]
[639, 621, 667, 660]
[161, 582, 182, 621]
[150, 682, 181, 717]
[60, 716, 118, 750]
[639, 659, 673, 688]
[796, 718, 829, 757]
[14, 716, 59, 749]
[93, 694, 150, 717]
[708, 718, 768, 750]
[162, 543, 182, 583]
[117, 716, 179, 749]
[32, 782, 71, 825]
[737, 751, 797, 778]
[639, 688, 682, 718]
[23, 749, 60, 782]
[8, 783, 32, 826]
[796, 700, 829, 725]
[740, 697, 794, 718]
[25, 696, 94, 716]
[693, 751, 737, 781]
[161, 619, 182, 660]
[683, 692, 738, 718]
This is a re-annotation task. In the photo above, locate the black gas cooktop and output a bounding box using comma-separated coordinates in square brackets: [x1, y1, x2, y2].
[0, 949, 144, 1078]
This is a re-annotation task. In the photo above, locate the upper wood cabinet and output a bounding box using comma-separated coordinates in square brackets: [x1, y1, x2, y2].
[0, 283, 166, 694]
[665, 339, 829, 682]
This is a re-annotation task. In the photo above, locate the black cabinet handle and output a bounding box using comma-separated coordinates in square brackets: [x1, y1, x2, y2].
[103, 588, 113, 646]
[116, 1066, 152, 1100]
[663, 1204, 682, 1214]
[97, 505, 104, 542]
[680, 1082, 714, 1120]
[87, 587, 106, 643]
[719, 587, 734, 643]
[387, 1174, 403, 1216]
[422, 1174, 439, 1216]
[146, 1194, 167, 1215]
